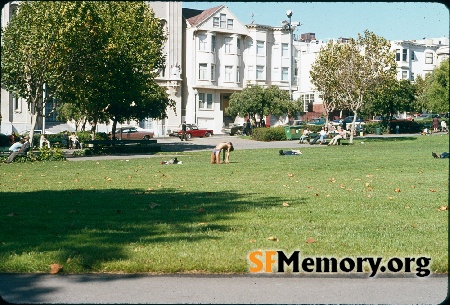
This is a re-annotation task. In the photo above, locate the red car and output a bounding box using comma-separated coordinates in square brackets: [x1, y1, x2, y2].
[177, 124, 213, 140]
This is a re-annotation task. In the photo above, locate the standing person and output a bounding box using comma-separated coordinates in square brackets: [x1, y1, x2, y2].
[433, 115, 439, 133]
[245, 119, 251, 136]
[441, 120, 448, 132]
[181, 121, 187, 141]
[260, 118, 266, 128]
[6, 136, 30, 163]
[210, 142, 234, 164]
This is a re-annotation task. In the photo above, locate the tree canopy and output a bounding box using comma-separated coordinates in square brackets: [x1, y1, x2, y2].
[415, 59, 449, 114]
[310, 30, 397, 141]
[1, 1, 174, 139]
[226, 84, 300, 123]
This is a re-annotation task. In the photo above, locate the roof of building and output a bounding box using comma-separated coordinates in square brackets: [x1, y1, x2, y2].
[183, 5, 224, 27]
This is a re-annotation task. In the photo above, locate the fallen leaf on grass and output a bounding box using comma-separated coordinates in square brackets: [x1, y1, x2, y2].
[329, 178, 336, 183]
[305, 237, 315, 244]
[282, 202, 290, 207]
[366, 174, 373, 178]
[287, 173, 295, 177]
[394, 188, 401, 193]
[438, 206, 448, 211]
[267, 236, 279, 241]
[249, 239, 257, 243]
[50, 264, 63, 274]
[149, 203, 159, 209]
[429, 189, 437, 192]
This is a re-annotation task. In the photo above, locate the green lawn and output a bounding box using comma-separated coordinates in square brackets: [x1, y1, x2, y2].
[0, 135, 448, 274]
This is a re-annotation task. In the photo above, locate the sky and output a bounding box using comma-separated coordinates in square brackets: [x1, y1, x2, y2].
[182, 1, 449, 41]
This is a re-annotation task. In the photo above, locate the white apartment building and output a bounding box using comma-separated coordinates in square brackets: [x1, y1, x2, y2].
[294, 35, 449, 120]
[182, 5, 297, 132]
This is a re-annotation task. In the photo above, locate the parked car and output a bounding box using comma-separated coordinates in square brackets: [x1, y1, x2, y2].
[332, 116, 365, 126]
[414, 113, 440, 120]
[115, 126, 154, 140]
[222, 123, 244, 136]
[176, 124, 213, 140]
[307, 118, 326, 126]
[286, 120, 306, 126]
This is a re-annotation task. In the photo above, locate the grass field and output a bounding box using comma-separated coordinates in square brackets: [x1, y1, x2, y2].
[0, 135, 448, 275]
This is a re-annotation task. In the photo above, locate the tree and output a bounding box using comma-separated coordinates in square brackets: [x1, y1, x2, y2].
[51, 1, 173, 137]
[416, 59, 449, 114]
[227, 84, 299, 124]
[310, 30, 397, 142]
[2, 1, 174, 141]
[1, 2, 64, 145]
[364, 78, 416, 131]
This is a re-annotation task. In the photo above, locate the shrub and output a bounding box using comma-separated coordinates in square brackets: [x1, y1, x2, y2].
[0, 133, 9, 146]
[251, 127, 286, 141]
[37, 147, 66, 161]
[388, 120, 421, 133]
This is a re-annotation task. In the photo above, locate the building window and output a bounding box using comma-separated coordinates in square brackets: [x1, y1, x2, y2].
[425, 52, 433, 64]
[281, 43, 289, 57]
[402, 49, 407, 61]
[199, 93, 213, 109]
[225, 65, 233, 82]
[213, 17, 219, 27]
[281, 67, 289, 81]
[410, 72, 415, 81]
[256, 65, 265, 80]
[211, 64, 216, 81]
[220, 14, 226, 28]
[199, 63, 208, 80]
[301, 94, 315, 112]
[12, 94, 20, 112]
[224, 37, 233, 54]
[211, 35, 216, 52]
[402, 71, 408, 79]
[395, 49, 400, 61]
[236, 66, 240, 83]
[256, 41, 265, 56]
[227, 19, 234, 29]
[198, 34, 207, 51]
[410, 50, 415, 61]
[237, 38, 241, 51]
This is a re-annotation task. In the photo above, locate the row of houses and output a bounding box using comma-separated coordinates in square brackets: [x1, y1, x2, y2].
[1, 2, 448, 136]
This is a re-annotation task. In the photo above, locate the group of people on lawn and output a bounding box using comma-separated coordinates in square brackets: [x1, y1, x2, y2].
[299, 126, 350, 146]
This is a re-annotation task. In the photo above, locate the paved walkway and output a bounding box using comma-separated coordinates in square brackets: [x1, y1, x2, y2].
[64, 133, 426, 161]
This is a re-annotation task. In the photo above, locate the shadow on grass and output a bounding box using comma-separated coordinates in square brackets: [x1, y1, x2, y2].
[0, 188, 282, 272]
[159, 142, 215, 152]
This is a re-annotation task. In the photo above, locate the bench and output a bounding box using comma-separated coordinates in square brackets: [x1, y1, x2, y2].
[82, 139, 161, 153]
[0, 146, 10, 155]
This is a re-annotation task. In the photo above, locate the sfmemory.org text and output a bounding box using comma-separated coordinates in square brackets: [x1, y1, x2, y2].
[248, 250, 431, 277]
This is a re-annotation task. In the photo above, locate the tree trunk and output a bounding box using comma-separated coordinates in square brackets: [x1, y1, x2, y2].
[111, 120, 118, 140]
[349, 111, 358, 144]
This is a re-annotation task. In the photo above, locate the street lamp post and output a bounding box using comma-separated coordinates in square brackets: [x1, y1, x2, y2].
[193, 89, 198, 125]
[282, 10, 300, 102]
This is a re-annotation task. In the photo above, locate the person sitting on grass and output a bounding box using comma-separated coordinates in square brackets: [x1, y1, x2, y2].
[432, 152, 449, 159]
[6, 136, 30, 163]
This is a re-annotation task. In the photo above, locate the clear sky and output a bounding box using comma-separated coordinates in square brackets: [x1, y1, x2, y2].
[182, 1, 449, 41]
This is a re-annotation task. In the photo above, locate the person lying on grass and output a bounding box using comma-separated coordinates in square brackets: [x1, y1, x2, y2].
[432, 152, 449, 158]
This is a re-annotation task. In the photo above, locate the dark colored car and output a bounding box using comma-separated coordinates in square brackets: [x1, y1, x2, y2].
[222, 123, 244, 136]
[332, 116, 365, 126]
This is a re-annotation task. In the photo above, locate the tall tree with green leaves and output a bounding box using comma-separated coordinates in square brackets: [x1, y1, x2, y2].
[310, 30, 397, 142]
[364, 79, 416, 131]
[227, 84, 298, 124]
[416, 59, 449, 114]
[1, 2, 64, 144]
